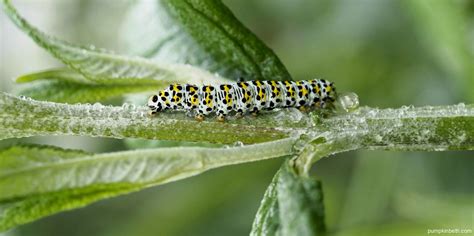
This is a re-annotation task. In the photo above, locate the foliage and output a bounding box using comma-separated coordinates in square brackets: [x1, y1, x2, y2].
[0, 0, 472, 235]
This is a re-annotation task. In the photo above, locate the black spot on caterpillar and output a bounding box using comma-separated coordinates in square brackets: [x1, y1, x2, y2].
[148, 79, 337, 121]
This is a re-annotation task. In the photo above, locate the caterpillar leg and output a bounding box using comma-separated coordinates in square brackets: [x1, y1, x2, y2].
[148, 110, 156, 116]
[217, 114, 226, 122]
[216, 109, 227, 122]
[235, 109, 244, 119]
[298, 106, 308, 112]
[313, 101, 322, 108]
[250, 107, 259, 117]
[195, 114, 204, 121]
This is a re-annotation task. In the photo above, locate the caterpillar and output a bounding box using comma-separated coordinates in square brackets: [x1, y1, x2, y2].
[147, 79, 337, 121]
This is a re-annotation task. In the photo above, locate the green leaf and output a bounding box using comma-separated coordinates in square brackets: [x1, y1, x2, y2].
[17, 80, 156, 104]
[1, 0, 229, 85]
[0, 144, 141, 231]
[251, 160, 326, 236]
[0, 141, 295, 231]
[1, 181, 140, 233]
[122, 0, 292, 81]
[276, 161, 325, 236]
[16, 69, 161, 103]
[16, 68, 92, 84]
[250, 169, 281, 236]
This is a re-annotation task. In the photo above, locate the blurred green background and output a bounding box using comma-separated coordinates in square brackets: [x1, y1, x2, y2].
[0, 0, 472, 235]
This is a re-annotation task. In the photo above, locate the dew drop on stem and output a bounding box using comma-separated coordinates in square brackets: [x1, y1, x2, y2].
[337, 92, 359, 112]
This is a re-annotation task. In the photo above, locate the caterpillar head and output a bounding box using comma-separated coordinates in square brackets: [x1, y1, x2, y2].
[148, 94, 163, 113]
[326, 82, 337, 102]
[313, 79, 338, 108]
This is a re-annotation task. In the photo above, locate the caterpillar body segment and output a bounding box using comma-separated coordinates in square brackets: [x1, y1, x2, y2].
[147, 79, 337, 121]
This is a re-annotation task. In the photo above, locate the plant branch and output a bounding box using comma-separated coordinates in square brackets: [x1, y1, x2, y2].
[295, 104, 474, 173]
[2, 92, 472, 160]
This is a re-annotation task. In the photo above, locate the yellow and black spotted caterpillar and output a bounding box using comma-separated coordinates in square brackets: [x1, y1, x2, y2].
[147, 79, 337, 121]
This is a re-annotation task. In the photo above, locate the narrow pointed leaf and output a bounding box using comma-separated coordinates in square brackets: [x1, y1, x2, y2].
[0, 140, 295, 231]
[16, 69, 161, 103]
[122, 0, 292, 81]
[16, 68, 92, 84]
[277, 162, 326, 236]
[251, 160, 326, 236]
[1, 0, 229, 85]
[18, 81, 157, 104]
[250, 169, 281, 236]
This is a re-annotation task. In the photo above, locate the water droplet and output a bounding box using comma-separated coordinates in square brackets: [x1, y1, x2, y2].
[374, 134, 383, 142]
[293, 133, 311, 153]
[337, 92, 359, 112]
[121, 103, 136, 110]
[233, 141, 244, 147]
[92, 102, 102, 109]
